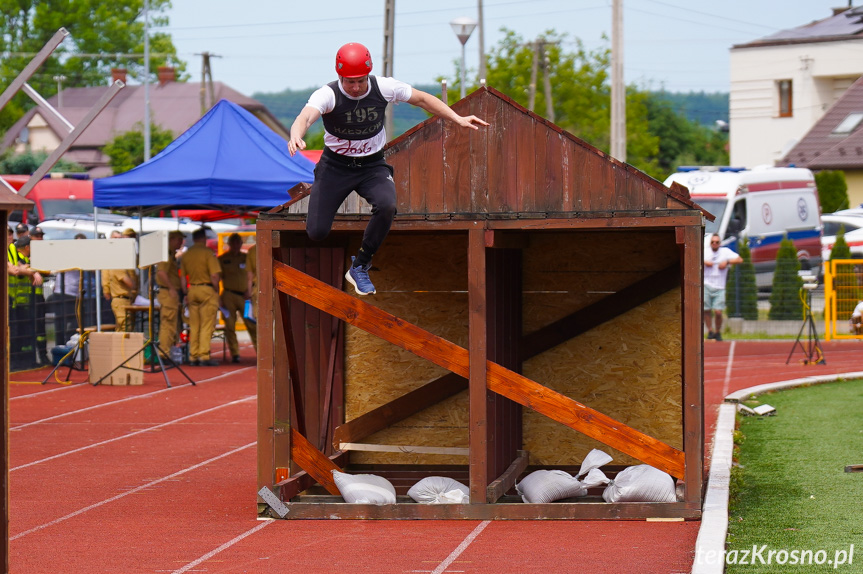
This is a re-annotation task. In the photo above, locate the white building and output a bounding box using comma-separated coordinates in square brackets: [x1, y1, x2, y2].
[730, 7, 863, 168]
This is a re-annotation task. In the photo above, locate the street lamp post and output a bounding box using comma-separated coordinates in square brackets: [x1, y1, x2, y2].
[450, 16, 477, 100]
[53, 74, 66, 107]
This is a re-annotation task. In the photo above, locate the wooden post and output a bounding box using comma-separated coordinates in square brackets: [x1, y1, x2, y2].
[679, 226, 704, 508]
[256, 227, 280, 494]
[468, 228, 489, 502]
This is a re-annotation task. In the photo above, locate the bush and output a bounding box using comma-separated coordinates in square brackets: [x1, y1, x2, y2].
[768, 235, 803, 320]
[726, 238, 758, 319]
[815, 170, 850, 214]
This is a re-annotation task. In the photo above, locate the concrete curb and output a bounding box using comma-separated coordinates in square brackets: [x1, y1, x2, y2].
[691, 371, 863, 574]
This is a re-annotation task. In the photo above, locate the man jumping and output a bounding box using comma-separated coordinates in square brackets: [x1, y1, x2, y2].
[288, 42, 488, 295]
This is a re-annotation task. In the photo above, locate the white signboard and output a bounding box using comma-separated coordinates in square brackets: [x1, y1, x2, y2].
[30, 238, 137, 271]
[138, 230, 169, 268]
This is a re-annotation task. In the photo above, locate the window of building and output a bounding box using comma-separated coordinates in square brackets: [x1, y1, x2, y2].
[778, 80, 793, 117]
[832, 113, 863, 134]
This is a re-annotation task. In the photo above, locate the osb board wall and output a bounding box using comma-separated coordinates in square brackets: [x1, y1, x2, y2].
[343, 229, 683, 466]
[521, 230, 683, 466]
[344, 233, 471, 465]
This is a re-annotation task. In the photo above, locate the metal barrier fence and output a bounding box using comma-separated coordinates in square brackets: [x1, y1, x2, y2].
[8, 272, 113, 372]
[824, 259, 863, 341]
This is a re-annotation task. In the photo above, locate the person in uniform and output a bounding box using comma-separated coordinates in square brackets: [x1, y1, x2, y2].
[245, 242, 257, 352]
[7, 236, 43, 369]
[218, 233, 256, 362]
[288, 42, 487, 296]
[101, 229, 138, 331]
[155, 230, 186, 358]
[180, 228, 221, 366]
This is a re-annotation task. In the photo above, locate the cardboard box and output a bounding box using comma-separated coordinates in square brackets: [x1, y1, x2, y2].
[88, 332, 144, 386]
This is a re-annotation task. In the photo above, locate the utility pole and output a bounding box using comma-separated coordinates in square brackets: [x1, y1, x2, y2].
[143, 0, 150, 162]
[382, 0, 395, 139]
[197, 51, 221, 115]
[541, 43, 554, 124]
[477, 0, 486, 83]
[528, 40, 539, 112]
[610, 0, 626, 161]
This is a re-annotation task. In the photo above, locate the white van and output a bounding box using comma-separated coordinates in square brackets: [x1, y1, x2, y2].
[664, 166, 822, 288]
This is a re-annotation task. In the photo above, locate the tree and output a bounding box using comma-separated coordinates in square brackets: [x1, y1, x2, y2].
[0, 149, 84, 174]
[829, 225, 852, 261]
[768, 236, 803, 320]
[726, 238, 758, 320]
[472, 29, 724, 181]
[102, 123, 174, 174]
[0, 0, 186, 131]
[815, 170, 850, 214]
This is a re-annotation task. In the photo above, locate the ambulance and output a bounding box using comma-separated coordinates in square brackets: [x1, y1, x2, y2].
[664, 166, 823, 289]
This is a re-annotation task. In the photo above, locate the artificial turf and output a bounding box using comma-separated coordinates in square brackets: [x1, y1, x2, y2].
[725, 379, 863, 572]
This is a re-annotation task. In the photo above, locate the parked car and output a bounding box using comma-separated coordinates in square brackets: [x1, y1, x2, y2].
[821, 213, 863, 260]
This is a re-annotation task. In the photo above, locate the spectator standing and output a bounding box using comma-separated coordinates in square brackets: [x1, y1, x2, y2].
[218, 233, 256, 363]
[8, 237, 44, 368]
[52, 233, 87, 345]
[155, 230, 185, 357]
[28, 226, 48, 364]
[245, 243, 257, 352]
[180, 228, 221, 366]
[704, 233, 744, 341]
[14, 223, 29, 241]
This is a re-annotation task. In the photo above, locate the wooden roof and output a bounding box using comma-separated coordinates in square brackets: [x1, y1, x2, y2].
[384, 86, 698, 217]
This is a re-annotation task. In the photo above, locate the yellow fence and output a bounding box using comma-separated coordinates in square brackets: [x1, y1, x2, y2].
[823, 259, 863, 341]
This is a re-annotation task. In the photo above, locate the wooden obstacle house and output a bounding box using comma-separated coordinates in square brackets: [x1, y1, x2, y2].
[256, 86, 708, 520]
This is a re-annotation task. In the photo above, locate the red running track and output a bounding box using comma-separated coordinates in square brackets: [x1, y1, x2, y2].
[8, 340, 862, 573]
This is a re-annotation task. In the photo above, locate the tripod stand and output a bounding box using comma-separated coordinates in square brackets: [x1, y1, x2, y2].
[786, 285, 826, 365]
[93, 266, 195, 388]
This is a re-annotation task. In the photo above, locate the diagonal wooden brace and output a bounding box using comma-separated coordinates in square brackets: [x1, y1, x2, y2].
[273, 261, 686, 479]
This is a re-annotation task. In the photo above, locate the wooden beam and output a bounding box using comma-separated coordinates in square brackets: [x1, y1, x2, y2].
[486, 450, 529, 503]
[520, 264, 680, 360]
[468, 228, 489, 503]
[339, 443, 469, 456]
[273, 261, 686, 479]
[290, 427, 341, 496]
[275, 450, 348, 501]
[265, 182, 311, 214]
[332, 373, 467, 448]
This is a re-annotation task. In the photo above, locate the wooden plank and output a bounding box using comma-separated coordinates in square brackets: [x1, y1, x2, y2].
[845, 464, 863, 473]
[442, 108, 473, 213]
[515, 110, 536, 211]
[256, 229, 276, 492]
[470, 91, 489, 213]
[544, 132, 564, 211]
[290, 427, 342, 495]
[278, 284, 306, 437]
[332, 373, 467, 447]
[266, 182, 311, 214]
[680, 226, 705, 508]
[339, 443, 469, 456]
[520, 264, 681, 360]
[468, 228, 489, 503]
[412, 120, 443, 213]
[273, 261, 686, 479]
[276, 500, 701, 520]
[389, 135, 413, 215]
[486, 450, 529, 503]
[276, 451, 349, 501]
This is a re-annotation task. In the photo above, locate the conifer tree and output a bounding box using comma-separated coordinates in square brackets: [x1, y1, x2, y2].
[768, 236, 803, 320]
[726, 238, 758, 320]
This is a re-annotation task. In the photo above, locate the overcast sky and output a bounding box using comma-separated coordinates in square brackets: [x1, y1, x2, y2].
[162, 0, 852, 95]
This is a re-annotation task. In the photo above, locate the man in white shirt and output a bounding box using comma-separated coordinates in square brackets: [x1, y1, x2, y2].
[850, 301, 863, 335]
[288, 42, 488, 296]
[704, 233, 743, 341]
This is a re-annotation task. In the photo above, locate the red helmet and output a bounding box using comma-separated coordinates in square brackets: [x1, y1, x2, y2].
[335, 43, 373, 78]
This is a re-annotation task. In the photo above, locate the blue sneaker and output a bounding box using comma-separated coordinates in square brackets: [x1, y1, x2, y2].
[346, 256, 376, 295]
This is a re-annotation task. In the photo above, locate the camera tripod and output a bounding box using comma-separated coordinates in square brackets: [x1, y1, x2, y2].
[786, 285, 826, 365]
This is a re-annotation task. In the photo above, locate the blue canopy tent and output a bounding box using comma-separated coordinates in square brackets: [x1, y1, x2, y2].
[93, 99, 314, 213]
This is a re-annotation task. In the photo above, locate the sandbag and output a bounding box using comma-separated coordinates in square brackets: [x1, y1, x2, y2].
[516, 449, 612, 503]
[332, 470, 397, 505]
[601, 465, 677, 503]
[407, 476, 470, 504]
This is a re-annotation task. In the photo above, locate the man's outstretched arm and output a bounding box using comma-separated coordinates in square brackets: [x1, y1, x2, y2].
[288, 106, 323, 156]
[407, 89, 489, 130]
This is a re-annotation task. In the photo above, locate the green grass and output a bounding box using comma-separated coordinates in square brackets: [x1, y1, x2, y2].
[726, 379, 863, 572]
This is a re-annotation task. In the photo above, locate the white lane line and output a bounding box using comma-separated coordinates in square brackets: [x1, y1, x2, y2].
[9, 382, 87, 400]
[10, 367, 254, 430]
[10, 442, 255, 541]
[720, 340, 737, 398]
[10, 395, 255, 472]
[170, 520, 274, 574]
[431, 520, 490, 574]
